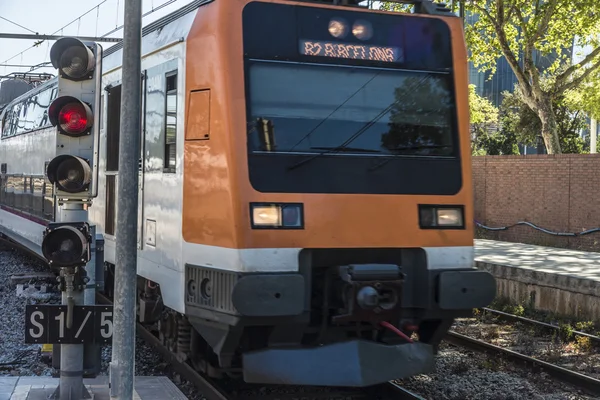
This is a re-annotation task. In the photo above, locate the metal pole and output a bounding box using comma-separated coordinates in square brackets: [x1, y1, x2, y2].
[109, 0, 142, 398]
[591, 118, 597, 154]
[53, 203, 90, 400]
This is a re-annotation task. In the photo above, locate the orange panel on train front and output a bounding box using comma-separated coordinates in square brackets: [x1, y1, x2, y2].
[183, 0, 472, 250]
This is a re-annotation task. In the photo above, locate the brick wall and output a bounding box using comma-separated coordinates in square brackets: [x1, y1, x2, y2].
[473, 154, 600, 252]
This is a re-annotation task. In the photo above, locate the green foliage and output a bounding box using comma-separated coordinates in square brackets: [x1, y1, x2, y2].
[565, 71, 600, 120]
[499, 84, 588, 153]
[469, 85, 519, 155]
[463, 0, 600, 154]
[469, 84, 498, 126]
[379, 0, 600, 154]
[463, 0, 600, 78]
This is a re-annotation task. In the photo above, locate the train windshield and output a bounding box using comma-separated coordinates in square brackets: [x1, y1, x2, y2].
[247, 61, 455, 157]
[242, 2, 463, 195]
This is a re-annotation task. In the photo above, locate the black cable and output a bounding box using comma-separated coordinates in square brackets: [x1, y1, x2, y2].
[475, 220, 600, 237]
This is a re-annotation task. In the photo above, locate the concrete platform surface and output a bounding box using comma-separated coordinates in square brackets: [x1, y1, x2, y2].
[0, 376, 188, 400]
[474, 239, 600, 319]
[475, 239, 600, 281]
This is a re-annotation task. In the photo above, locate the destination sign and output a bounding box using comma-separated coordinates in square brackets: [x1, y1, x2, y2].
[299, 40, 403, 63]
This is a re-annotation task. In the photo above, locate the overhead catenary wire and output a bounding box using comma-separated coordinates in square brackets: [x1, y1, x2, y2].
[100, 0, 179, 38]
[2, 0, 111, 64]
[0, 16, 37, 34]
[3, 0, 183, 79]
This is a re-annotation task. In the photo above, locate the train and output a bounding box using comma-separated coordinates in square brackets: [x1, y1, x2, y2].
[0, 0, 496, 388]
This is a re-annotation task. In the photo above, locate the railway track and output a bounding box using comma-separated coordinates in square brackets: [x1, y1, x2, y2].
[95, 292, 425, 400]
[446, 328, 600, 397]
[480, 307, 600, 343]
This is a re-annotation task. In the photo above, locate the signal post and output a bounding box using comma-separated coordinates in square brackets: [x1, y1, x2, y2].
[32, 37, 105, 400]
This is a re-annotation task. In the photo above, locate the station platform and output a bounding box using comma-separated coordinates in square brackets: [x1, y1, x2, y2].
[0, 376, 187, 400]
[474, 239, 600, 320]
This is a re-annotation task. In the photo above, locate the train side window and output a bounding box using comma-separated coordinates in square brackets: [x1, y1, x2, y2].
[164, 71, 177, 173]
[1, 112, 6, 136]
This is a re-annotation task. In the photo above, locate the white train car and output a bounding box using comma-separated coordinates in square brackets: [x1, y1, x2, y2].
[0, 0, 496, 388]
[0, 79, 58, 253]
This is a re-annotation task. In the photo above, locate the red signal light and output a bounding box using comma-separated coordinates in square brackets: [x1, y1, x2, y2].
[58, 103, 88, 134]
[48, 96, 93, 137]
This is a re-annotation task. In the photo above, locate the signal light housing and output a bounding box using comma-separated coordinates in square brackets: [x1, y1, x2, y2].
[50, 37, 96, 81]
[48, 96, 93, 137]
[42, 222, 91, 268]
[46, 155, 92, 194]
[47, 37, 102, 201]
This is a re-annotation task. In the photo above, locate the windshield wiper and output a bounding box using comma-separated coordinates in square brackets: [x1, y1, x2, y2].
[288, 146, 382, 170]
[368, 145, 453, 172]
[310, 146, 381, 153]
[287, 75, 433, 171]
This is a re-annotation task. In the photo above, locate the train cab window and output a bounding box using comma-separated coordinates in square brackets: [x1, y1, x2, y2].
[164, 72, 178, 172]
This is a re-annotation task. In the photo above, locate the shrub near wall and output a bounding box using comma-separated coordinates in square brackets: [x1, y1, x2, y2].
[472, 154, 600, 252]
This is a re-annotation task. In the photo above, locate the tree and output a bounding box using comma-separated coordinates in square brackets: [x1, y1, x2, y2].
[462, 0, 600, 154]
[380, 0, 600, 154]
[500, 84, 588, 153]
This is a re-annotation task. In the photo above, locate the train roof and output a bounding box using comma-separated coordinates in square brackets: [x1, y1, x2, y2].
[0, 0, 211, 118]
[103, 0, 213, 59]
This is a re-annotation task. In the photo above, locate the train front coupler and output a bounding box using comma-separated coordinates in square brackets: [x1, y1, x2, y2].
[332, 263, 405, 325]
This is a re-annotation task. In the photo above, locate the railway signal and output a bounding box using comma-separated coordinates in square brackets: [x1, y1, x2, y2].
[36, 37, 105, 400]
[41, 222, 91, 268]
[46, 37, 102, 201]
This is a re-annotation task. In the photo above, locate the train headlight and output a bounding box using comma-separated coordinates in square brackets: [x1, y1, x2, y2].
[250, 203, 304, 229]
[419, 205, 465, 229]
[46, 155, 92, 194]
[437, 209, 463, 226]
[352, 20, 373, 41]
[328, 18, 348, 39]
[42, 222, 91, 268]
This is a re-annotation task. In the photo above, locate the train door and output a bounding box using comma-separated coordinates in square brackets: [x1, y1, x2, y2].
[104, 84, 120, 239]
[138, 71, 147, 250]
[103, 74, 146, 246]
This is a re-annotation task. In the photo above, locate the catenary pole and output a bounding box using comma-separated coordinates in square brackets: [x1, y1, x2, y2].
[109, 0, 143, 398]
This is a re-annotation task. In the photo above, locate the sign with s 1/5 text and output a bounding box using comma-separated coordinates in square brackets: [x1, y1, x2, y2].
[25, 304, 113, 344]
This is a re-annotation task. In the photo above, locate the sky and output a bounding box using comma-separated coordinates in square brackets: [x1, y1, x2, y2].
[0, 0, 196, 80]
[0, 0, 590, 81]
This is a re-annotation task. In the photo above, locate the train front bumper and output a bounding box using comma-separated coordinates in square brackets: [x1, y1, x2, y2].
[242, 339, 434, 387]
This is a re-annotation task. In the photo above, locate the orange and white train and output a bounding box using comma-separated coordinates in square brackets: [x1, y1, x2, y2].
[0, 0, 495, 387]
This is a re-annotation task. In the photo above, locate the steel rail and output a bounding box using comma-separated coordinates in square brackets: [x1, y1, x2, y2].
[446, 331, 600, 396]
[96, 292, 230, 400]
[236, 381, 425, 400]
[480, 307, 600, 343]
[381, 381, 427, 399]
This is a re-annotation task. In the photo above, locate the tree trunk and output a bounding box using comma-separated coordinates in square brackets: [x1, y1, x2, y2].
[537, 98, 562, 154]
